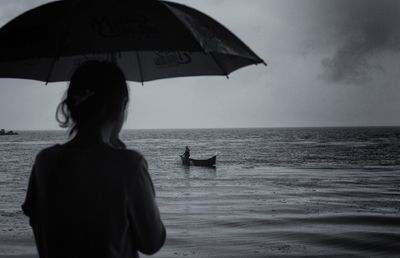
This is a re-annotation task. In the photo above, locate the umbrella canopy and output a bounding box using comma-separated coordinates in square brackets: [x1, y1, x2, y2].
[0, 0, 265, 83]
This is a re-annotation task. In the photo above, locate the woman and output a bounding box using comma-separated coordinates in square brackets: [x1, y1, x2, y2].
[22, 61, 166, 258]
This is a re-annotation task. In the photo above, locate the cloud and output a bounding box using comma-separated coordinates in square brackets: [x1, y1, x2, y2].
[318, 0, 400, 84]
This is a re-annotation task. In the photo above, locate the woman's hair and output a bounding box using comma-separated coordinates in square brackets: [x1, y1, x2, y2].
[56, 61, 129, 136]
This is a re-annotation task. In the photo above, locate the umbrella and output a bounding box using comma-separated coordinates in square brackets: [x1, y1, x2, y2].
[0, 0, 265, 83]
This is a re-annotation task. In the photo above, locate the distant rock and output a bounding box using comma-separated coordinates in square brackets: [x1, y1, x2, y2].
[0, 129, 18, 135]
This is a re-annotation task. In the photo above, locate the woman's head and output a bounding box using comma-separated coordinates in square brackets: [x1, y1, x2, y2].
[56, 61, 129, 136]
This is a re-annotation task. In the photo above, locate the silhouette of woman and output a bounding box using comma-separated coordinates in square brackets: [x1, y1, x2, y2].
[22, 61, 166, 258]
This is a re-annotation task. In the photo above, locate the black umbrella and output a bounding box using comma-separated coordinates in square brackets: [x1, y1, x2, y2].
[0, 0, 265, 83]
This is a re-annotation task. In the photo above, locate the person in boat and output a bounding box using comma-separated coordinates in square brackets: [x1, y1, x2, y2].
[183, 146, 190, 159]
[22, 61, 166, 258]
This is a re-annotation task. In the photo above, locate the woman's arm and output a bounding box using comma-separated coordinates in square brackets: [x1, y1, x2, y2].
[22, 164, 36, 226]
[127, 157, 166, 255]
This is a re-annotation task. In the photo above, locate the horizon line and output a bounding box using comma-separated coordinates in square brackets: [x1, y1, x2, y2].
[7, 125, 400, 131]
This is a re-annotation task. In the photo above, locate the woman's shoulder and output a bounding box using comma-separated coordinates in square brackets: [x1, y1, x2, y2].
[32, 144, 63, 170]
[34, 144, 146, 171]
[80, 144, 147, 169]
[35, 144, 62, 160]
[113, 148, 147, 168]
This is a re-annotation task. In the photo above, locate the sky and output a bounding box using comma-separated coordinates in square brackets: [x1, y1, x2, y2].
[0, 0, 399, 130]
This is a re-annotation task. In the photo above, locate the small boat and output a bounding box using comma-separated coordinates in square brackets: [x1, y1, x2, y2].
[180, 155, 216, 167]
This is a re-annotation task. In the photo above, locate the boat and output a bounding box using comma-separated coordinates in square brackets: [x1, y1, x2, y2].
[180, 155, 216, 167]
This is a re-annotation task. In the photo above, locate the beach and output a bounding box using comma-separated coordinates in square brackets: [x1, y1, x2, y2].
[1, 128, 400, 257]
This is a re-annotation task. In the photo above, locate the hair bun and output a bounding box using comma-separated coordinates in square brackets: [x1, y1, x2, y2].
[70, 89, 96, 106]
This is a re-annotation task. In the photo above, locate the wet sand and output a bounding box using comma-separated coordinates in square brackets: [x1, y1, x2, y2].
[1, 166, 399, 257]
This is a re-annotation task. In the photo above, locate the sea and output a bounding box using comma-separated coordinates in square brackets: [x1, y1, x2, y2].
[0, 127, 399, 257]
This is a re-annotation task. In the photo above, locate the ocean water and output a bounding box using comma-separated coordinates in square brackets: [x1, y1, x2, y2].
[0, 127, 399, 257]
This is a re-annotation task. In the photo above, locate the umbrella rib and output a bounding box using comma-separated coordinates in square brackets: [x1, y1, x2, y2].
[161, 2, 236, 78]
[209, 52, 229, 79]
[162, 1, 267, 69]
[135, 51, 144, 85]
[45, 58, 58, 85]
[45, 1, 80, 84]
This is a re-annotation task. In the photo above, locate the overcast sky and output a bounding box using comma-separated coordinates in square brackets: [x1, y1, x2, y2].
[0, 0, 399, 130]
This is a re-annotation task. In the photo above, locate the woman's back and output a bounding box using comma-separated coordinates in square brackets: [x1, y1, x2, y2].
[23, 144, 166, 258]
[23, 61, 165, 258]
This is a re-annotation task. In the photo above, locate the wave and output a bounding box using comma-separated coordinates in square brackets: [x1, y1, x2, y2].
[0, 141, 57, 145]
